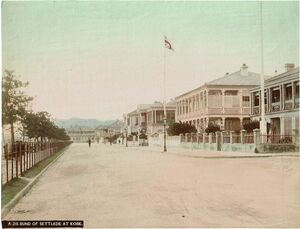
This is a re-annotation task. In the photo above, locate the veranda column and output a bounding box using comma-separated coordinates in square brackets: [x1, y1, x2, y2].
[222, 89, 225, 114]
[240, 117, 243, 130]
[280, 117, 285, 135]
[292, 81, 295, 108]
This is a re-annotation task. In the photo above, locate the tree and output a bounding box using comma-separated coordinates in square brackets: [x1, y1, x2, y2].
[205, 122, 221, 134]
[51, 126, 70, 141]
[22, 111, 70, 141]
[2, 70, 33, 143]
[243, 120, 260, 133]
[167, 121, 197, 136]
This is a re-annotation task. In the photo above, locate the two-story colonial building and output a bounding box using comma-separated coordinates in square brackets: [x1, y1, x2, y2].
[250, 64, 299, 135]
[124, 101, 176, 136]
[176, 64, 263, 132]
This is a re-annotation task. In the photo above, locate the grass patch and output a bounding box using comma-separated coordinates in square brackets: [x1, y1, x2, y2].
[23, 147, 68, 178]
[1, 146, 69, 208]
[2, 178, 29, 206]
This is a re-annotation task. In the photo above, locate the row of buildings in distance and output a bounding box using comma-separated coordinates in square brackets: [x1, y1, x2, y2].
[67, 120, 122, 143]
[122, 63, 299, 137]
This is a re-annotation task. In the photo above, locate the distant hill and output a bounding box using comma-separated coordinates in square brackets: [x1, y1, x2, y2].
[54, 118, 116, 130]
[98, 120, 123, 132]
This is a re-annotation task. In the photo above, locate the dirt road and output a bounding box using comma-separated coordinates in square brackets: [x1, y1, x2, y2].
[4, 143, 300, 227]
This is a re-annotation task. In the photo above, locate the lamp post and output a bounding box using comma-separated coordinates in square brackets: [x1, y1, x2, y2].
[125, 127, 128, 147]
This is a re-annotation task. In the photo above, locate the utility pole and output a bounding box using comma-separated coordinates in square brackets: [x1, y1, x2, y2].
[260, 1, 267, 139]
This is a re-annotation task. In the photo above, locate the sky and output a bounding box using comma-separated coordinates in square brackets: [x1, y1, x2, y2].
[2, 1, 299, 120]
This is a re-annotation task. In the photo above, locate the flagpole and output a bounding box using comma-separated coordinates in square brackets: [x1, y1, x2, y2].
[260, 1, 266, 140]
[163, 37, 167, 152]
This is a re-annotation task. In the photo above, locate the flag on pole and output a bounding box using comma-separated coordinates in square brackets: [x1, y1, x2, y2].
[164, 36, 174, 51]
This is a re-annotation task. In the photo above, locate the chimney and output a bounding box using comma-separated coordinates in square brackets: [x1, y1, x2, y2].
[285, 63, 295, 72]
[274, 70, 278, 76]
[240, 63, 248, 76]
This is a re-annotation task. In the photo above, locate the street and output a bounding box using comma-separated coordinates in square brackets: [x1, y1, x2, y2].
[4, 143, 300, 228]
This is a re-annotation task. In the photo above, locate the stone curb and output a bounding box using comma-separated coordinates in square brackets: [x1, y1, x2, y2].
[1, 147, 68, 218]
[129, 145, 300, 158]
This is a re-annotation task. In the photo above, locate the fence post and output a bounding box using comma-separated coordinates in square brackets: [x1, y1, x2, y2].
[5, 144, 9, 183]
[16, 143, 19, 178]
[241, 129, 246, 144]
[185, 133, 188, 143]
[11, 144, 14, 181]
[253, 129, 261, 147]
[19, 143, 22, 175]
[33, 142, 36, 165]
[230, 131, 234, 144]
[209, 133, 212, 144]
[202, 133, 205, 143]
[26, 143, 28, 170]
[216, 131, 221, 151]
[292, 129, 299, 147]
[221, 131, 225, 145]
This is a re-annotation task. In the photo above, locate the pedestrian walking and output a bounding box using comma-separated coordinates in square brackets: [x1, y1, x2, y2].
[88, 138, 91, 147]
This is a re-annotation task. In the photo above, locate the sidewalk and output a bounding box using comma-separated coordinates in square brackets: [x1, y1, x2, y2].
[127, 144, 300, 158]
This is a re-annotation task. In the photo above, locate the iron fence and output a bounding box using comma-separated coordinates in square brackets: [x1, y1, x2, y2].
[198, 134, 203, 143]
[204, 134, 209, 143]
[232, 134, 241, 144]
[244, 134, 254, 144]
[211, 134, 216, 143]
[223, 134, 230, 143]
[180, 134, 185, 142]
[262, 134, 294, 144]
[2, 141, 72, 185]
[186, 134, 191, 142]
[191, 133, 197, 143]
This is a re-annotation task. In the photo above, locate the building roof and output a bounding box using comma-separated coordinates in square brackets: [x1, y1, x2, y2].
[137, 104, 153, 110]
[128, 109, 138, 115]
[148, 100, 176, 108]
[176, 65, 267, 99]
[250, 66, 299, 91]
[126, 100, 176, 116]
[265, 66, 299, 84]
[205, 71, 261, 86]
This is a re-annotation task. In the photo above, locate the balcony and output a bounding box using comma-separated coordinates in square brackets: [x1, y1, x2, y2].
[284, 100, 293, 110]
[207, 108, 223, 115]
[253, 106, 260, 115]
[295, 97, 299, 108]
[224, 108, 240, 115]
[271, 102, 281, 112]
[242, 107, 250, 114]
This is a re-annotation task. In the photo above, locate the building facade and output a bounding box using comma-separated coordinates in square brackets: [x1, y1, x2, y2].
[124, 101, 176, 136]
[67, 127, 96, 143]
[95, 120, 122, 143]
[176, 64, 262, 132]
[250, 64, 299, 135]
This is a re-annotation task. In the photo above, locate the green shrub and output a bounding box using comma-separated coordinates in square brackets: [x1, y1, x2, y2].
[167, 121, 197, 136]
[243, 120, 260, 133]
[205, 122, 221, 133]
